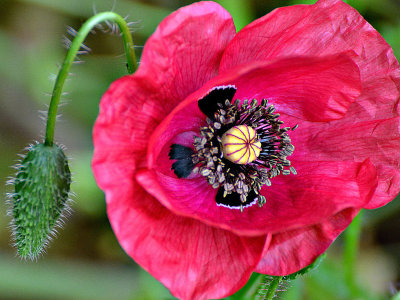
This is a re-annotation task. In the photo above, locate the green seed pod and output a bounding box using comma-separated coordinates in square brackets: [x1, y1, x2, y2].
[10, 143, 71, 260]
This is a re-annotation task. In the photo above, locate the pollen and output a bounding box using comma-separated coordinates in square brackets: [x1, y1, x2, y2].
[222, 125, 261, 164]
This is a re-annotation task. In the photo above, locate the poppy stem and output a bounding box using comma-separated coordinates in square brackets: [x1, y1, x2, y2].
[264, 276, 283, 300]
[44, 12, 137, 147]
[343, 209, 363, 296]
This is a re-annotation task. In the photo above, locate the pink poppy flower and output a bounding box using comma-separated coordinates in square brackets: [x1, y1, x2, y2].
[92, 0, 400, 299]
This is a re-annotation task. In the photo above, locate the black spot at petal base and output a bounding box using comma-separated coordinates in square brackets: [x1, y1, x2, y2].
[169, 144, 193, 160]
[198, 85, 237, 119]
[169, 144, 195, 178]
[215, 188, 258, 209]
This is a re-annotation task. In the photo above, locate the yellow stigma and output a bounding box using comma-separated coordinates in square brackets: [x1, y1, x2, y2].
[221, 125, 261, 164]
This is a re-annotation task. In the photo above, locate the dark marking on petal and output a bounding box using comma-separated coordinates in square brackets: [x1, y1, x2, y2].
[171, 159, 195, 178]
[169, 144, 193, 160]
[215, 188, 257, 209]
[169, 144, 195, 178]
[198, 85, 237, 119]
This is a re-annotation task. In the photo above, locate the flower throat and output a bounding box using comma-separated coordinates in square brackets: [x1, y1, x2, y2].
[169, 86, 296, 211]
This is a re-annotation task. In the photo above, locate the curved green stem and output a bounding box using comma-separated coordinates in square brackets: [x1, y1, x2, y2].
[265, 276, 283, 300]
[343, 209, 363, 296]
[44, 12, 137, 146]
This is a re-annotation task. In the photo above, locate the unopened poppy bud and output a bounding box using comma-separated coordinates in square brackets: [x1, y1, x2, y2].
[10, 143, 71, 260]
[221, 125, 261, 164]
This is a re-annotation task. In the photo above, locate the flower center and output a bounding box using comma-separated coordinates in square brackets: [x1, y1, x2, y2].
[169, 85, 297, 211]
[221, 125, 261, 164]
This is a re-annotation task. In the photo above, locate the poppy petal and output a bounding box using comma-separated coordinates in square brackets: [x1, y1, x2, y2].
[138, 0, 236, 113]
[95, 167, 267, 300]
[219, 0, 400, 209]
[92, 5, 268, 298]
[136, 159, 377, 236]
[220, 0, 400, 125]
[148, 53, 362, 169]
[92, 1, 400, 294]
[92, 0, 237, 176]
[228, 53, 361, 122]
[93, 0, 238, 227]
[287, 114, 400, 209]
[255, 208, 359, 275]
[92, 78, 269, 300]
[220, 0, 398, 86]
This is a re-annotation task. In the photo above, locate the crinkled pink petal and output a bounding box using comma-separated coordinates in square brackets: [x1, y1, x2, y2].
[93, 0, 236, 174]
[139, 53, 372, 235]
[138, 0, 235, 113]
[291, 116, 400, 208]
[93, 144, 268, 300]
[137, 159, 377, 236]
[108, 182, 267, 300]
[92, 72, 268, 300]
[220, 0, 400, 208]
[220, 0, 398, 83]
[92, 1, 400, 295]
[255, 208, 359, 275]
[148, 53, 361, 167]
[229, 53, 361, 122]
[92, 4, 271, 299]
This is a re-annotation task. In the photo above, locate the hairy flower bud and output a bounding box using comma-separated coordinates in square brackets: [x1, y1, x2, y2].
[10, 143, 71, 260]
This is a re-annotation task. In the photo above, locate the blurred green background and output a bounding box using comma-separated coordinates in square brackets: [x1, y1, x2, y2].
[0, 0, 399, 299]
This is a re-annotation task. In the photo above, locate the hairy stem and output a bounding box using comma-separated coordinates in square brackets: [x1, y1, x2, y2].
[44, 12, 137, 146]
[265, 276, 283, 300]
